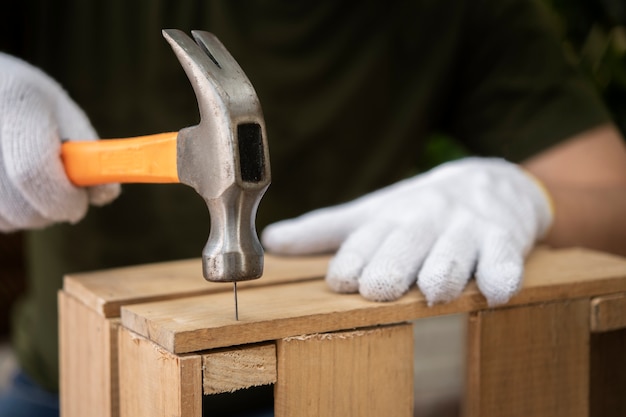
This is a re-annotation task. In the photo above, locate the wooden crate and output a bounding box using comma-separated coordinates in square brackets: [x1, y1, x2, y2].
[59, 247, 626, 417]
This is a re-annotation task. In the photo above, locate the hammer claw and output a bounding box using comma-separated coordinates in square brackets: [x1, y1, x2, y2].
[162, 29, 271, 284]
[190, 30, 241, 73]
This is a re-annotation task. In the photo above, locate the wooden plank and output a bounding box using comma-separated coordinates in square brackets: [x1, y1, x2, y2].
[59, 291, 120, 417]
[590, 292, 626, 332]
[118, 327, 201, 417]
[275, 324, 414, 417]
[464, 300, 589, 417]
[202, 343, 276, 394]
[65, 247, 626, 318]
[64, 253, 330, 317]
[590, 328, 626, 417]
[120, 248, 626, 354]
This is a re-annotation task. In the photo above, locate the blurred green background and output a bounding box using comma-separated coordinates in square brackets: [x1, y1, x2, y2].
[418, 0, 626, 171]
[544, 0, 625, 135]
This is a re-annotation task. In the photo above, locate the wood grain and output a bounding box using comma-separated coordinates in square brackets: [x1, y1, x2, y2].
[66, 247, 626, 319]
[275, 324, 414, 417]
[64, 254, 330, 317]
[202, 343, 276, 394]
[464, 300, 589, 417]
[59, 291, 120, 417]
[120, 248, 626, 354]
[590, 292, 626, 332]
[118, 327, 202, 417]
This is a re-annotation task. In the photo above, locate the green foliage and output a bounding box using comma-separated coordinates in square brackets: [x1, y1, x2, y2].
[541, 0, 626, 135]
[416, 133, 468, 173]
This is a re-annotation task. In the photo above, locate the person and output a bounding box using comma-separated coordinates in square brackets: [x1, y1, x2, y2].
[1, 1, 625, 416]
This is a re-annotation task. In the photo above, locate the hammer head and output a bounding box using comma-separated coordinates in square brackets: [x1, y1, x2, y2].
[163, 29, 271, 283]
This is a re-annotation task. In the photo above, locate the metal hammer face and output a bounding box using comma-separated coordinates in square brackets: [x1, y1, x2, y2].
[163, 29, 271, 283]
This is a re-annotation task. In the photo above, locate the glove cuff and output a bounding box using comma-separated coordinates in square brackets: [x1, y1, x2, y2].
[520, 167, 555, 239]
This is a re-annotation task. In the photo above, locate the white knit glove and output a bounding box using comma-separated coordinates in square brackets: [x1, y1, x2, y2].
[262, 158, 553, 306]
[0, 53, 120, 231]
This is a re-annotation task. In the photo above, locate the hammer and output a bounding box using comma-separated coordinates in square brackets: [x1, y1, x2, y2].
[60, 30, 271, 319]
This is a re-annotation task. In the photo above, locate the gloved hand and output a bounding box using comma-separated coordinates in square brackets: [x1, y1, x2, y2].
[0, 53, 120, 231]
[262, 157, 553, 306]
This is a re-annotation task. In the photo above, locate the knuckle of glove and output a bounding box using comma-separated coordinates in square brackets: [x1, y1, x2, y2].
[434, 158, 549, 244]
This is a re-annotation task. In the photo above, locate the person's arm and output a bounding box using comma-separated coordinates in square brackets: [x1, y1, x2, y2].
[523, 123, 626, 256]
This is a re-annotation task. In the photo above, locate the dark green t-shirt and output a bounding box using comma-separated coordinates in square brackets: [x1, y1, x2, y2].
[2, 0, 610, 397]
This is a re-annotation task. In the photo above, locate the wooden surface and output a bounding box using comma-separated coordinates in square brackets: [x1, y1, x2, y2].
[464, 300, 589, 417]
[590, 328, 626, 417]
[274, 324, 414, 417]
[118, 327, 202, 417]
[64, 254, 330, 317]
[119, 248, 626, 353]
[59, 291, 119, 417]
[590, 292, 626, 332]
[61, 247, 626, 416]
[202, 343, 276, 394]
[66, 247, 626, 319]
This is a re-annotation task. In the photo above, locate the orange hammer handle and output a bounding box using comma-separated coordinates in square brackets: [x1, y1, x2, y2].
[60, 132, 180, 186]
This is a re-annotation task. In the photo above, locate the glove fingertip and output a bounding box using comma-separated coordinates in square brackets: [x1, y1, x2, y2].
[88, 183, 121, 206]
[260, 222, 293, 253]
[359, 279, 406, 302]
[359, 264, 412, 302]
[476, 261, 523, 306]
[417, 276, 463, 306]
[326, 253, 363, 294]
[417, 252, 474, 306]
[476, 231, 525, 306]
[261, 223, 311, 254]
[64, 191, 90, 225]
[261, 218, 347, 255]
